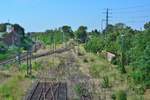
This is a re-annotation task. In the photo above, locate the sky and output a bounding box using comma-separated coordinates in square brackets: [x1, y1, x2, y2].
[0, 0, 150, 32]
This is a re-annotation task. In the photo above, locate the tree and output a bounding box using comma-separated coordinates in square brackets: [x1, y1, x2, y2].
[61, 25, 74, 38]
[0, 41, 7, 53]
[75, 26, 88, 43]
[144, 22, 150, 30]
[0, 23, 11, 32]
[0, 23, 6, 32]
[13, 24, 25, 37]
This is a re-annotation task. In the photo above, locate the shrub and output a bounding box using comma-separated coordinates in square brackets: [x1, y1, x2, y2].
[111, 93, 116, 100]
[115, 90, 127, 100]
[130, 70, 144, 84]
[84, 36, 105, 53]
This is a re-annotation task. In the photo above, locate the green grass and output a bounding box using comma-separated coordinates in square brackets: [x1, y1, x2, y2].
[0, 73, 30, 100]
[0, 48, 17, 61]
[0, 53, 9, 61]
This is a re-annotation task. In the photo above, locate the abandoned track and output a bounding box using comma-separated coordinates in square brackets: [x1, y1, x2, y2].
[26, 82, 67, 100]
[0, 47, 71, 67]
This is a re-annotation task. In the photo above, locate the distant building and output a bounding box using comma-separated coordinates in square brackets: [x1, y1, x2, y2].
[0, 24, 22, 47]
[6, 25, 14, 33]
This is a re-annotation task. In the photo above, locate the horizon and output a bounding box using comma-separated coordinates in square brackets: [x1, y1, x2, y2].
[0, 0, 150, 32]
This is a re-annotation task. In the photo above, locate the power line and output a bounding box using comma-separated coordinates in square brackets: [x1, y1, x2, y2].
[112, 4, 150, 11]
[112, 15, 150, 20]
[100, 4, 150, 30]
[112, 8, 150, 14]
[111, 19, 149, 26]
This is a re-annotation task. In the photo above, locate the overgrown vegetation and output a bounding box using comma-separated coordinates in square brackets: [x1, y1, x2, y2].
[112, 90, 127, 100]
[0, 23, 33, 61]
[84, 22, 150, 94]
[0, 73, 31, 100]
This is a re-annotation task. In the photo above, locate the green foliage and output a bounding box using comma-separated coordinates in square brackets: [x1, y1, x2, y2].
[111, 93, 116, 100]
[144, 22, 150, 30]
[3, 64, 12, 70]
[74, 83, 89, 97]
[102, 76, 110, 88]
[85, 36, 105, 53]
[19, 36, 32, 50]
[74, 84, 83, 96]
[20, 62, 42, 71]
[0, 41, 7, 53]
[130, 70, 145, 84]
[61, 25, 74, 38]
[75, 26, 88, 43]
[0, 47, 17, 60]
[130, 32, 150, 89]
[86, 22, 150, 91]
[20, 64, 27, 71]
[32, 62, 42, 71]
[0, 75, 24, 100]
[35, 29, 66, 46]
[13, 24, 25, 37]
[89, 64, 107, 78]
[115, 90, 127, 100]
[0, 23, 9, 32]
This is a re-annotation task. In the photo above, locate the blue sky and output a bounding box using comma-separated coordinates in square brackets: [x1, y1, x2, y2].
[0, 0, 150, 32]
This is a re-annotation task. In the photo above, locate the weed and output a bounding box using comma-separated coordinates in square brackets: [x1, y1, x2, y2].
[102, 76, 110, 88]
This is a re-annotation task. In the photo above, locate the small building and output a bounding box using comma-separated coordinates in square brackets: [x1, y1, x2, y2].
[0, 24, 22, 47]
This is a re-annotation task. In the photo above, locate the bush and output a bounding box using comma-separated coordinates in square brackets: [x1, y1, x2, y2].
[134, 85, 146, 94]
[130, 70, 145, 84]
[111, 93, 116, 100]
[85, 36, 105, 53]
[115, 90, 127, 100]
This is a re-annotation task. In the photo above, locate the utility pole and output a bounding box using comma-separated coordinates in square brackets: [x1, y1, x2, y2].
[102, 8, 111, 34]
[27, 50, 29, 75]
[106, 8, 109, 28]
[102, 8, 111, 50]
[27, 33, 32, 76]
[29, 49, 32, 75]
[27, 48, 32, 76]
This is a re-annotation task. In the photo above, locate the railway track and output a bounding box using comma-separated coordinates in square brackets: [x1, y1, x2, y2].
[0, 47, 71, 67]
[26, 82, 67, 100]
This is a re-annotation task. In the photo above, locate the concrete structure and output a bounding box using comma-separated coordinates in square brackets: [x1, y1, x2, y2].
[101, 51, 116, 62]
[107, 52, 116, 62]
